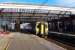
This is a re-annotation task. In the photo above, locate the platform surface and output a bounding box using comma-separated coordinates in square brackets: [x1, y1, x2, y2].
[0, 32, 67, 50]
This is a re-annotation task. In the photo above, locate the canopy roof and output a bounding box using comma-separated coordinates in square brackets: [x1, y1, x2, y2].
[0, 3, 75, 14]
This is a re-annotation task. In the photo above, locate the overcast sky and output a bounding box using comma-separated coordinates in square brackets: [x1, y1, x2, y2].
[0, 0, 75, 7]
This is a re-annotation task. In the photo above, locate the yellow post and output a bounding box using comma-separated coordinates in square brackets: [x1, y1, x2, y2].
[36, 22, 40, 35]
[45, 22, 48, 38]
[45, 22, 48, 35]
[41, 22, 44, 37]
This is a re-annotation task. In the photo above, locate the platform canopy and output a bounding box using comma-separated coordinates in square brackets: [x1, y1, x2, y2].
[0, 3, 75, 14]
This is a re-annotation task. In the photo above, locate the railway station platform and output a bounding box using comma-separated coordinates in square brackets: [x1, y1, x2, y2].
[0, 32, 66, 50]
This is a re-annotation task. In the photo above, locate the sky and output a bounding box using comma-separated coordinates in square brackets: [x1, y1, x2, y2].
[0, 0, 75, 7]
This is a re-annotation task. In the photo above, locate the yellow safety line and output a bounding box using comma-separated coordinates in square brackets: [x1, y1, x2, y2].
[0, 37, 9, 50]
[4, 38, 11, 50]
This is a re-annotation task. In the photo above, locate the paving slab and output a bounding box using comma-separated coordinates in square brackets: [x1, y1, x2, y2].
[0, 33, 14, 50]
[7, 32, 67, 50]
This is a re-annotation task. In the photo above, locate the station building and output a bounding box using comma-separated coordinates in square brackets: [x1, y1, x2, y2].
[0, 3, 75, 34]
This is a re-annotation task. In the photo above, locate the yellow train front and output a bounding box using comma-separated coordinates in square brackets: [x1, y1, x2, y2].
[36, 21, 48, 38]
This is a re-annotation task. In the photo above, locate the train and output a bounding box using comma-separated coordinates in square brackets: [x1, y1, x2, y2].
[3, 21, 48, 38]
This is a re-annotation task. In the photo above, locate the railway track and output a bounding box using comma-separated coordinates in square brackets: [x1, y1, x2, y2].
[46, 32, 75, 50]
